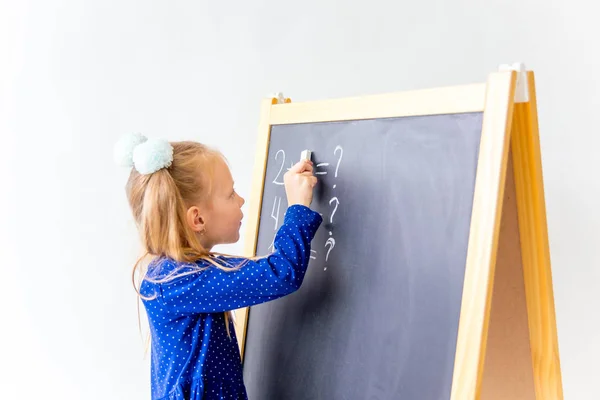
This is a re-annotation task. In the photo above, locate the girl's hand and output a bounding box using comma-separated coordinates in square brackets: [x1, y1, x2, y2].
[284, 159, 318, 207]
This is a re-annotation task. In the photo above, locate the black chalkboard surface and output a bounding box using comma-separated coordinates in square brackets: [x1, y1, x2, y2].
[236, 70, 564, 400]
[242, 113, 482, 399]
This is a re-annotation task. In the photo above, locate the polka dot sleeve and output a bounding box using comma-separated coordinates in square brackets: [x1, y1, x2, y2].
[158, 205, 323, 315]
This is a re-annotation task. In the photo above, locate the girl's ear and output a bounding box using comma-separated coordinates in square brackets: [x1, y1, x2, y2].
[186, 206, 207, 233]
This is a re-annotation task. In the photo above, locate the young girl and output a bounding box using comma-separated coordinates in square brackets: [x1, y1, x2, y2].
[114, 133, 322, 400]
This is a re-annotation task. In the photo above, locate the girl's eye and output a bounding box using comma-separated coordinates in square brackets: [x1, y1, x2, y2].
[230, 190, 236, 198]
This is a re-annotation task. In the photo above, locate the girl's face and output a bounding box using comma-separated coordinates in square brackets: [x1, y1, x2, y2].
[196, 159, 245, 249]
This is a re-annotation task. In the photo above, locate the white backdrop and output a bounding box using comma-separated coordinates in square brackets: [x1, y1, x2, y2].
[1, 0, 598, 398]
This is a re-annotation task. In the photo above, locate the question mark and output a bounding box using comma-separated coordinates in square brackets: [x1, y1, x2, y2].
[334, 145, 343, 178]
[329, 197, 339, 224]
[324, 237, 336, 267]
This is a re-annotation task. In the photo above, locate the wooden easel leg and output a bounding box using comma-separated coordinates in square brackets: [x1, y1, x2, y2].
[510, 73, 564, 399]
[482, 72, 563, 399]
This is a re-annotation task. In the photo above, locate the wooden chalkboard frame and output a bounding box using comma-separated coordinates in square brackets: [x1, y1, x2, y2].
[234, 70, 563, 400]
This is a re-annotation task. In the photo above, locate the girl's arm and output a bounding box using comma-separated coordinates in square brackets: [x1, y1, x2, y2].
[155, 205, 322, 314]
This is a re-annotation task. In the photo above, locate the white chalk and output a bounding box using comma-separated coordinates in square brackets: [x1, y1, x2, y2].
[301, 150, 312, 161]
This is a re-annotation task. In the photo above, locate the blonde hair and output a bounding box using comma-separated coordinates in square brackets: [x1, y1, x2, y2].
[125, 141, 242, 339]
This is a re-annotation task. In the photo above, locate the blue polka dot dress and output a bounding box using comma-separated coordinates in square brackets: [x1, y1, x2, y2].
[140, 205, 322, 399]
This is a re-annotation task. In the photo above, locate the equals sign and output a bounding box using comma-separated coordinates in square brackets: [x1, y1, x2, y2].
[315, 163, 329, 175]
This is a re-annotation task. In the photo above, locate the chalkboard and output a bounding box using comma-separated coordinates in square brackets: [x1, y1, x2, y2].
[242, 112, 484, 400]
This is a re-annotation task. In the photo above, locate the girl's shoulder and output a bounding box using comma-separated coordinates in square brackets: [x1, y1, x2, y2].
[140, 257, 209, 299]
[140, 256, 246, 299]
[145, 256, 207, 280]
[144, 255, 243, 282]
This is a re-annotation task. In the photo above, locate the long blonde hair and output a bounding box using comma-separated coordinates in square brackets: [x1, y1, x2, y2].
[125, 141, 241, 339]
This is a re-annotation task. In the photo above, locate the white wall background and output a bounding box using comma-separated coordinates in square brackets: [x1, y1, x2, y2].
[1, 0, 598, 398]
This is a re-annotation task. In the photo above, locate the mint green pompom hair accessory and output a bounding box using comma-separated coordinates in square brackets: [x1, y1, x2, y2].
[132, 138, 173, 174]
[113, 132, 147, 167]
[113, 133, 174, 175]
